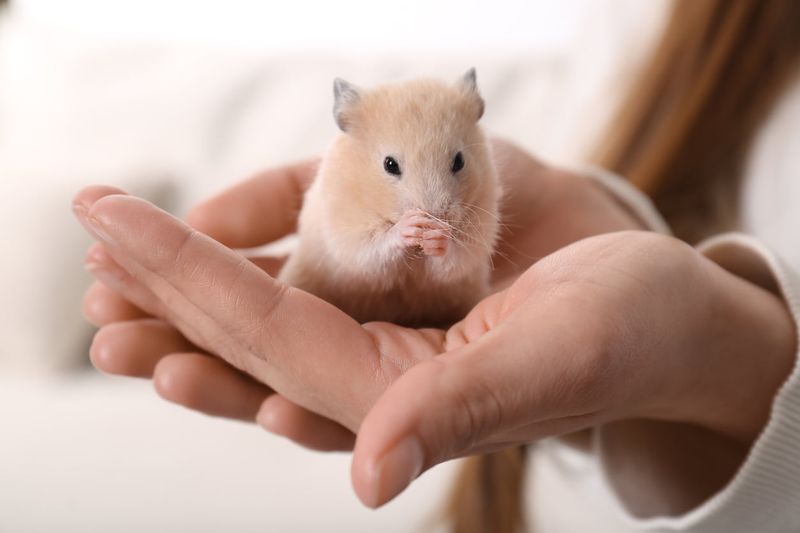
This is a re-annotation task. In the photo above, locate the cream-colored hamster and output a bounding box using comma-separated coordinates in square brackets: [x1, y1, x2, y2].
[279, 69, 500, 327]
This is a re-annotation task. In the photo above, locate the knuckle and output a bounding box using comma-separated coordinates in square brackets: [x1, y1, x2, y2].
[148, 225, 202, 279]
[566, 335, 620, 409]
[173, 228, 200, 273]
[240, 279, 290, 365]
[433, 360, 504, 457]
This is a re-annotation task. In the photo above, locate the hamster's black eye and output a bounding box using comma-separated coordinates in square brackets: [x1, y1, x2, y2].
[452, 152, 465, 173]
[384, 156, 402, 176]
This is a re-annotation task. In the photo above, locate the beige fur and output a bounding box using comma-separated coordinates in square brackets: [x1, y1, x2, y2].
[279, 73, 500, 327]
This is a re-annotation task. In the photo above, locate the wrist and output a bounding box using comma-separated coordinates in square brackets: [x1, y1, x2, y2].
[670, 251, 796, 442]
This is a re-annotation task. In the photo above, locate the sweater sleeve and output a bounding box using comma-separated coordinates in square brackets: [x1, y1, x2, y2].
[582, 168, 800, 532]
[579, 165, 671, 235]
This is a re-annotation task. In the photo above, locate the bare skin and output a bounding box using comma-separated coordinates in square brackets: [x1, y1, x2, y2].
[77, 139, 796, 516]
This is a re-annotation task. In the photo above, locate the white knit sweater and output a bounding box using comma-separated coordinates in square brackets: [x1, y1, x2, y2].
[526, 76, 800, 533]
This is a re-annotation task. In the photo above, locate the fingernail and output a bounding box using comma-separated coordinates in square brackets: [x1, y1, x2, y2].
[369, 435, 424, 507]
[85, 264, 124, 291]
[85, 243, 108, 265]
[72, 203, 116, 245]
[71, 202, 88, 216]
[86, 215, 116, 244]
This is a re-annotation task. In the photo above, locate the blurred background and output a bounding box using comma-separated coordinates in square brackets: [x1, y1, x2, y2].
[0, 0, 666, 531]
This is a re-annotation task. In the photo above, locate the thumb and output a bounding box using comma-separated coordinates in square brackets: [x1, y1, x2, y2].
[351, 325, 524, 508]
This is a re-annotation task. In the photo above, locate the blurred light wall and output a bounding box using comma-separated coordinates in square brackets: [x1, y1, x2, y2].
[13, 0, 590, 55]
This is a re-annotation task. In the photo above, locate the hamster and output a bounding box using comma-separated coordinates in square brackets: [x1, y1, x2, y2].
[278, 69, 500, 328]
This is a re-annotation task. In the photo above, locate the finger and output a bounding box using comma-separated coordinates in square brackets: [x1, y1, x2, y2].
[154, 352, 272, 422]
[86, 243, 170, 318]
[90, 319, 196, 377]
[89, 305, 345, 446]
[186, 159, 318, 248]
[351, 347, 497, 508]
[72, 188, 426, 430]
[83, 281, 149, 326]
[86, 242, 286, 320]
[156, 352, 353, 447]
[351, 304, 604, 508]
[256, 395, 356, 452]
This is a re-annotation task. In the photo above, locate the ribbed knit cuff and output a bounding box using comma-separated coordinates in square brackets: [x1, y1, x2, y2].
[578, 165, 671, 235]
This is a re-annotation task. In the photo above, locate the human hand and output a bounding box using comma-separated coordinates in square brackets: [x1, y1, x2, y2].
[82, 161, 359, 450]
[81, 140, 643, 444]
[74, 186, 795, 508]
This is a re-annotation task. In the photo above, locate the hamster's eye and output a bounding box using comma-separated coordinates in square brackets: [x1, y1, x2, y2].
[384, 156, 402, 177]
[452, 152, 465, 173]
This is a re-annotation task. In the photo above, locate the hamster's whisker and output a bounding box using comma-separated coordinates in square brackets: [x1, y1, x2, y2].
[451, 234, 488, 267]
[455, 214, 498, 270]
[460, 210, 519, 271]
[459, 204, 535, 268]
[460, 203, 513, 229]
[419, 210, 455, 228]
[491, 246, 517, 270]
[461, 202, 502, 221]
[459, 204, 516, 233]
[460, 204, 526, 235]
[459, 142, 488, 152]
[418, 209, 505, 271]
[419, 211, 472, 240]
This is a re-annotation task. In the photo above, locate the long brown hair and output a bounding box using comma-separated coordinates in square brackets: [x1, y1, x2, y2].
[598, 0, 800, 242]
[446, 1, 800, 531]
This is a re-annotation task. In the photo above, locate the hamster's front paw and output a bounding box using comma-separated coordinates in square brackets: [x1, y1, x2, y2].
[397, 210, 450, 257]
[420, 227, 449, 257]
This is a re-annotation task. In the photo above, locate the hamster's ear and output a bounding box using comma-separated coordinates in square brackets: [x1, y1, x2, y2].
[333, 78, 362, 132]
[456, 68, 484, 121]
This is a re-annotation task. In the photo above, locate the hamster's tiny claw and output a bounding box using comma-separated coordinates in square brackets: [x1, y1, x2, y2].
[402, 235, 422, 248]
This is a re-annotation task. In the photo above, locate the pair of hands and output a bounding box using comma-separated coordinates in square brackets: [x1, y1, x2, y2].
[75, 140, 794, 509]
